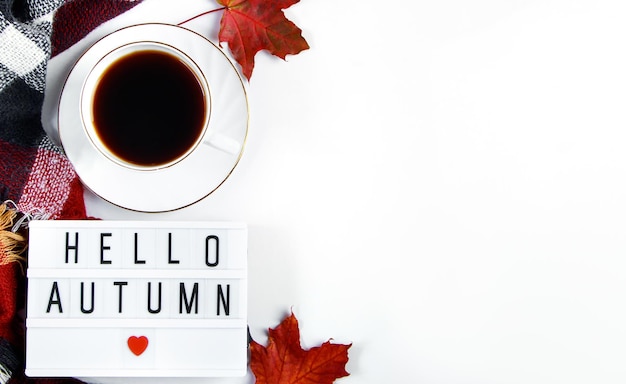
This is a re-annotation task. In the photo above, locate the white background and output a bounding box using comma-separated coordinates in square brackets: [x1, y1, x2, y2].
[43, 0, 626, 383]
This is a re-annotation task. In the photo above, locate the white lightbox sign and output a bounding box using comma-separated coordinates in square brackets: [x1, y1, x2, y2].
[25, 220, 247, 378]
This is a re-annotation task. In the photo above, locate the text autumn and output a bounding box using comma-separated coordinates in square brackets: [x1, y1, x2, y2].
[45, 281, 231, 316]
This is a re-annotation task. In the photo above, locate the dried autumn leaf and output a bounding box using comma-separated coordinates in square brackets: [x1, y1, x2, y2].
[250, 311, 351, 384]
[216, 0, 310, 80]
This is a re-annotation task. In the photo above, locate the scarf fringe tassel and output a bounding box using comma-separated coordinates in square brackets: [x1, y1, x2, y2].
[0, 201, 49, 266]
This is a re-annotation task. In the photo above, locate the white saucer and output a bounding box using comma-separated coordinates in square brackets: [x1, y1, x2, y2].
[59, 23, 248, 212]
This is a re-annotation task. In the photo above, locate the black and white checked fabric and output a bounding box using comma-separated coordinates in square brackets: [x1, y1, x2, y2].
[0, 0, 63, 94]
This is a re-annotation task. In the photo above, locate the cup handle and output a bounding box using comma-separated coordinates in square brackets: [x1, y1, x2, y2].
[203, 132, 242, 155]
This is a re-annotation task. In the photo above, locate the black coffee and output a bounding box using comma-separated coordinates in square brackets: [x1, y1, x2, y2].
[92, 50, 206, 167]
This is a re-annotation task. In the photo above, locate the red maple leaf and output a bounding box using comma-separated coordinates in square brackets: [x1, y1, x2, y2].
[216, 0, 310, 80]
[250, 311, 351, 384]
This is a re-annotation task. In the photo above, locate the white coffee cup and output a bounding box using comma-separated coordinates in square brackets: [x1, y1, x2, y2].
[81, 41, 240, 171]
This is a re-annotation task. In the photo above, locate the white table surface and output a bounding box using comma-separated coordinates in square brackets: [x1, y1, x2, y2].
[43, 0, 626, 382]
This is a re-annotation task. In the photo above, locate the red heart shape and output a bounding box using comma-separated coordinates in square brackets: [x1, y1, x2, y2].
[127, 336, 149, 356]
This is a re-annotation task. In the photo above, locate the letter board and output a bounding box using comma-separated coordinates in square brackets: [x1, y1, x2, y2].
[25, 220, 247, 378]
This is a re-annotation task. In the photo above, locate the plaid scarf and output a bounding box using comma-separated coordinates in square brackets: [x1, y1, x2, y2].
[0, 0, 143, 382]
